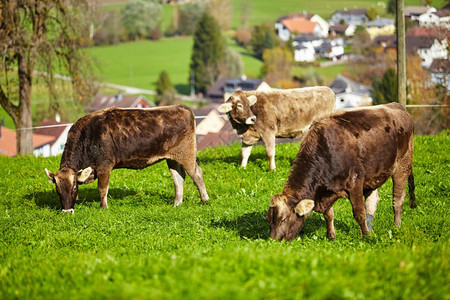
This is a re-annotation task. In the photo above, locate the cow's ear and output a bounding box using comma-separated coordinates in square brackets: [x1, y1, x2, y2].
[294, 199, 314, 216]
[45, 168, 55, 184]
[248, 95, 257, 106]
[77, 167, 93, 183]
[218, 102, 233, 113]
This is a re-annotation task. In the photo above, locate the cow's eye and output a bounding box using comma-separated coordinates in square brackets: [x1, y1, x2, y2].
[237, 103, 243, 108]
[73, 185, 77, 191]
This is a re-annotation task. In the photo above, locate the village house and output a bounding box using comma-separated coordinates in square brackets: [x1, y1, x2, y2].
[275, 12, 329, 41]
[206, 77, 270, 103]
[0, 125, 55, 157]
[34, 117, 72, 156]
[329, 8, 367, 25]
[364, 17, 395, 39]
[329, 74, 373, 109]
[404, 6, 437, 21]
[372, 27, 448, 69]
[407, 36, 448, 68]
[87, 93, 153, 112]
[429, 59, 450, 92]
[329, 24, 356, 37]
[193, 104, 239, 150]
[418, 7, 450, 28]
[316, 39, 345, 61]
[292, 35, 344, 62]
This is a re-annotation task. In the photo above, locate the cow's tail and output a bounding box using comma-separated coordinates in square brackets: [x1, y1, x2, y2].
[408, 172, 417, 208]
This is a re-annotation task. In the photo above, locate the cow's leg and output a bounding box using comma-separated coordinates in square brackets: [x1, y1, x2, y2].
[97, 170, 111, 209]
[181, 158, 209, 204]
[241, 144, 253, 168]
[349, 184, 369, 235]
[392, 174, 408, 228]
[324, 206, 336, 240]
[408, 173, 417, 208]
[365, 189, 380, 231]
[167, 159, 186, 207]
[262, 134, 276, 171]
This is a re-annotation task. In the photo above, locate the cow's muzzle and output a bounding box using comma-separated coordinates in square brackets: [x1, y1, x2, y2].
[246, 116, 256, 124]
[61, 209, 74, 214]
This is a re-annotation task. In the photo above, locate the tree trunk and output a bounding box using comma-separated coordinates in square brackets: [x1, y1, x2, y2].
[17, 52, 34, 155]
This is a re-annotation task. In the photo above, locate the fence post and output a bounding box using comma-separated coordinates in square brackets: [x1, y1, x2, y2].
[397, 0, 406, 107]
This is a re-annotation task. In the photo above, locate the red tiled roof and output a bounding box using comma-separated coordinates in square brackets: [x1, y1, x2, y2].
[34, 119, 71, 146]
[282, 18, 317, 34]
[0, 126, 55, 157]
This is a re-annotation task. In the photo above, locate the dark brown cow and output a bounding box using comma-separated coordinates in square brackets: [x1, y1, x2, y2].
[267, 103, 416, 241]
[218, 87, 335, 170]
[45, 105, 209, 213]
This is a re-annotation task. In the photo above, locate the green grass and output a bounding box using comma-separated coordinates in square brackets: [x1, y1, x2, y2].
[87, 37, 264, 95]
[0, 133, 448, 299]
[86, 37, 194, 95]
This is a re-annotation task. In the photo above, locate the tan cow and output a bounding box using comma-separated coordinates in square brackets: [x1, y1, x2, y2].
[45, 105, 209, 213]
[218, 87, 335, 170]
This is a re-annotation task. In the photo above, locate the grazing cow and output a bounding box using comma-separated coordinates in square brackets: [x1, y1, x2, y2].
[45, 105, 209, 213]
[267, 103, 416, 241]
[218, 87, 335, 170]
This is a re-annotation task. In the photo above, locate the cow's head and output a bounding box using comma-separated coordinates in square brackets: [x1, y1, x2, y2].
[218, 91, 257, 125]
[45, 167, 94, 213]
[267, 194, 315, 242]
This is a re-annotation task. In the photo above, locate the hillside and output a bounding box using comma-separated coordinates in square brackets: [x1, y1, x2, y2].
[0, 133, 448, 298]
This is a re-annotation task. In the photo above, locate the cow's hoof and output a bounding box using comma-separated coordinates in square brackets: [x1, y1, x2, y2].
[327, 232, 336, 240]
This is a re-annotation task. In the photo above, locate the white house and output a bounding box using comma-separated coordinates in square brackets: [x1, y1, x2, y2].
[413, 38, 448, 68]
[275, 12, 329, 41]
[330, 8, 367, 25]
[34, 118, 72, 156]
[329, 24, 356, 37]
[405, 6, 437, 21]
[418, 8, 450, 28]
[429, 59, 450, 92]
[329, 74, 373, 109]
[294, 43, 316, 62]
[317, 40, 345, 60]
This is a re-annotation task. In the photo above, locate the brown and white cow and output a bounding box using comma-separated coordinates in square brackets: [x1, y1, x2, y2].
[267, 103, 416, 241]
[218, 87, 335, 171]
[45, 105, 209, 213]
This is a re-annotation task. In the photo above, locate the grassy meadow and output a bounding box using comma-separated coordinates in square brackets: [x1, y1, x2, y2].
[0, 133, 448, 299]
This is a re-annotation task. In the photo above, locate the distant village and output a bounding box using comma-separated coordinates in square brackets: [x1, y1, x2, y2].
[1, 4, 449, 157]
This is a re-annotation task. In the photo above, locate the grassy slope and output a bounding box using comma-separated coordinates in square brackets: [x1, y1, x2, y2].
[87, 37, 194, 95]
[0, 133, 448, 299]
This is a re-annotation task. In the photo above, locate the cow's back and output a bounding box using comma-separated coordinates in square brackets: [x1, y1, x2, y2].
[302, 103, 413, 190]
[246, 87, 335, 138]
[61, 105, 195, 169]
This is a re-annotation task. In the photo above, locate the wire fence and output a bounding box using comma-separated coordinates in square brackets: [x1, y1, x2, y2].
[7, 104, 449, 132]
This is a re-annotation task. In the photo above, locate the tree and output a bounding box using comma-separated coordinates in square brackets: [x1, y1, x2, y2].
[122, 0, 162, 40]
[251, 23, 279, 60]
[156, 71, 174, 96]
[351, 26, 372, 54]
[189, 13, 224, 94]
[0, 0, 96, 155]
[205, 0, 233, 31]
[261, 47, 294, 88]
[93, 10, 124, 46]
[387, 0, 396, 15]
[177, 2, 206, 36]
[367, 7, 380, 21]
[371, 68, 397, 105]
[218, 48, 243, 78]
